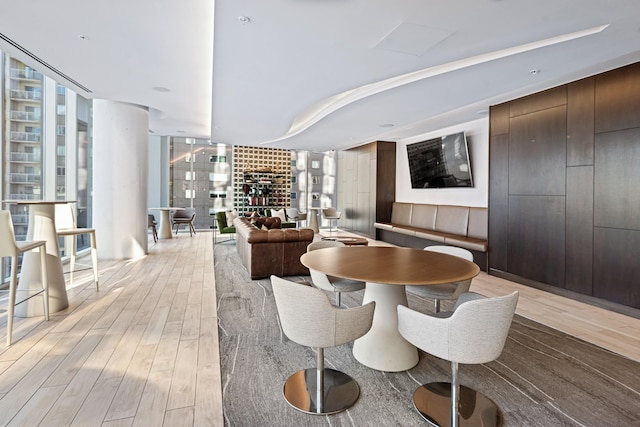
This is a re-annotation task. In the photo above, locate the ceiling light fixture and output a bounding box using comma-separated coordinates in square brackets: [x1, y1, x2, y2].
[152, 86, 171, 93]
[238, 16, 251, 24]
[77, 35, 89, 41]
[379, 123, 395, 128]
[530, 68, 541, 75]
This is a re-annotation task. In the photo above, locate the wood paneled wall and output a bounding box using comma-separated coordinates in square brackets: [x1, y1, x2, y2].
[489, 62, 640, 310]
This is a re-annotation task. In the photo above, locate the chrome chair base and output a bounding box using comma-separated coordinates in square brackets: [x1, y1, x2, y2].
[283, 368, 360, 415]
[413, 382, 500, 427]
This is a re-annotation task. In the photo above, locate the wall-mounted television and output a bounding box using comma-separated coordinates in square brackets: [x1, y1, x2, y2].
[406, 131, 473, 188]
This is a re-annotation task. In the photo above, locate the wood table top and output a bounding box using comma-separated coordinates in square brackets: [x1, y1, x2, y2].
[300, 246, 480, 285]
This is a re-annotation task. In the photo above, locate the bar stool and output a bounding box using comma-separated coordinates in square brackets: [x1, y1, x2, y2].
[55, 203, 99, 290]
[0, 211, 50, 346]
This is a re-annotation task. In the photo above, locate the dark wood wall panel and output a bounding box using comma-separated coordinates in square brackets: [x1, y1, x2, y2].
[509, 86, 567, 117]
[508, 106, 567, 195]
[595, 62, 640, 134]
[594, 128, 640, 230]
[508, 196, 565, 288]
[567, 78, 595, 166]
[489, 134, 509, 271]
[594, 227, 640, 309]
[490, 103, 510, 136]
[565, 166, 594, 295]
[376, 142, 396, 224]
[489, 61, 640, 312]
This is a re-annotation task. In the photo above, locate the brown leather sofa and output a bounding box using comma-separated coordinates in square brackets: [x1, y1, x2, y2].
[233, 217, 314, 279]
[374, 202, 488, 270]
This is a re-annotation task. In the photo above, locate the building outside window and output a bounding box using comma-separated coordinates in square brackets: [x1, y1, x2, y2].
[1, 52, 93, 282]
[170, 138, 233, 230]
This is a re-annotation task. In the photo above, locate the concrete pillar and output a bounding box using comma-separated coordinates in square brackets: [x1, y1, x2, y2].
[93, 100, 149, 259]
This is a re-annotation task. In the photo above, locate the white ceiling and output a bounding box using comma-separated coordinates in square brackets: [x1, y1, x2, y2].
[2, 1, 640, 151]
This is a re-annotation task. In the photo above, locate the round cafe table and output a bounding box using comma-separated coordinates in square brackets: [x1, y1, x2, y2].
[300, 246, 480, 372]
[149, 207, 184, 239]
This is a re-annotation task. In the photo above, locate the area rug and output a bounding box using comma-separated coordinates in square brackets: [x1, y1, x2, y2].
[214, 241, 640, 426]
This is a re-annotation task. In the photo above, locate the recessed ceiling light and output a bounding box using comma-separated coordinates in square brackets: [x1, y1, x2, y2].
[152, 86, 171, 93]
[379, 123, 395, 128]
[530, 69, 541, 75]
[77, 35, 89, 41]
[238, 16, 251, 24]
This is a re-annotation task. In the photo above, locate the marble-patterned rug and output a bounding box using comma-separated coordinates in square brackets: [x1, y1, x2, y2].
[214, 241, 640, 426]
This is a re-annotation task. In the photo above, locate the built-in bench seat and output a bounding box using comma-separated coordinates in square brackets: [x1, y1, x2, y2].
[374, 202, 488, 270]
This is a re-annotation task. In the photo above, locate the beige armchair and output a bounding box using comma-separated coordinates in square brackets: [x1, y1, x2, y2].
[321, 207, 341, 234]
[285, 208, 307, 227]
[407, 245, 474, 313]
[271, 275, 375, 415]
[398, 291, 519, 427]
[307, 240, 365, 307]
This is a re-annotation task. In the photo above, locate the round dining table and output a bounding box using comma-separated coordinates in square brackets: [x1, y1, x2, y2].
[300, 246, 480, 372]
[149, 207, 184, 239]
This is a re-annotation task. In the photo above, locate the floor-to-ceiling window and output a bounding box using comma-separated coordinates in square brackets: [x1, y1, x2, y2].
[169, 137, 232, 230]
[1, 51, 93, 283]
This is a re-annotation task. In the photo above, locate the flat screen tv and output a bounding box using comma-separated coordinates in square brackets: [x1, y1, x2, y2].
[406, 132, 473, 188]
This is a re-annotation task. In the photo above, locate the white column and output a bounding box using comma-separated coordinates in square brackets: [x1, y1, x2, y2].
[93, 100, 149, 259]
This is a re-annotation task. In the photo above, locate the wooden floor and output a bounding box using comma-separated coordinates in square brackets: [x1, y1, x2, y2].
[0, 229, 638, 426]
[0, 231, 222, 427]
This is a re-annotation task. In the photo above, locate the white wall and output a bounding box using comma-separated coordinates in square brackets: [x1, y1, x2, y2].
[395, 118, 489, 208]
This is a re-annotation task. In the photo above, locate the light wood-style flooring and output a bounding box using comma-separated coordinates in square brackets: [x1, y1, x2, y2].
[0, 231, 222, 427]
[0, 229, 638, 426]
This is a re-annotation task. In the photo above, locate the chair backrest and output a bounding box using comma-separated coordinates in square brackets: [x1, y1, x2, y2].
[0, 211, 19, 257]
[424, 245, 473, 262]
[286, 208, 301, 220]
[174, 208, 196, 220]
[271, 275, 375, 349]
[307, 240, 345, 252]
[398, 291, 519, 365]
[54, 203, 77, 230]
[148, 214, 157, 226]
[322, 207, 339, 218]
[215, 211, 228, 229]
[306, 240, 346, 292]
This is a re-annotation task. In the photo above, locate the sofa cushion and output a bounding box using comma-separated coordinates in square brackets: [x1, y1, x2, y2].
[468, 207, 488, 240]
[254, 216, 282, 230]
[410, 203, 437, 230]
[391, 202, 413, 227]
[225, 210, 238, 226]
[271, 208, 287, 223]
[434, 205, 470, 236]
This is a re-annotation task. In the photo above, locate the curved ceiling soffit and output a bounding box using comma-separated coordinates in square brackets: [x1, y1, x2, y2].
[260, 24, 608, 146]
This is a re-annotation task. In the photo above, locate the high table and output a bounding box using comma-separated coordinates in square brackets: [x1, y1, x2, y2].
[300, 246, 480, 372]
[149, 207, 184, 239]
[2, 200, 72, 317]
[306, 207, 321, 233]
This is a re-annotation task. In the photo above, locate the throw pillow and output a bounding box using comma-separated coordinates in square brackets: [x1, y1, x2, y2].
[272, 208, 287, 223]
[225, 210, 238, 226]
